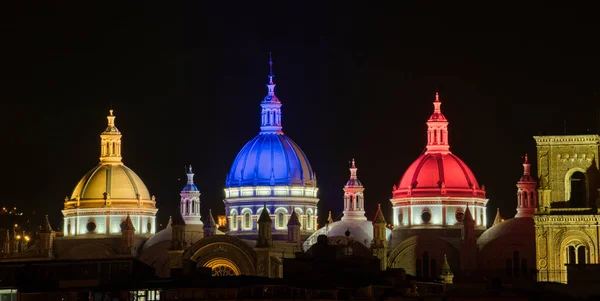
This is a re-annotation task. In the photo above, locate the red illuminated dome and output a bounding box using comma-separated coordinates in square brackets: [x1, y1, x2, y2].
[392, 93, 485, 199]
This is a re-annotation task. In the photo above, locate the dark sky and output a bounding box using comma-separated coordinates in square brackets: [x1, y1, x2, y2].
[2, 2, 599, 231]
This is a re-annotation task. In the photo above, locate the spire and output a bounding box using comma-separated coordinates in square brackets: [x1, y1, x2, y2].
[260, 53, 283, 134]
[100, 109, 123, 164]
[258, 203, 272, 223]
[167, 216, 173, 228]
[373, 204, 386, 224]
[464, 205, 474, 224]
[171, 211, 186, 226]
[493, 208, 502, 226]
[121, 214, 135, 231]
[425, 92, 450, 154]
[440, 254, 454, 284]
[41, 215, 53, 233]
[349, 158, 357, 179]
[327, 211, 334, 224]
[186, 165, 195, 184]
[516, 154, 538, 218]
[206, 209, 217, 228]
[287, 210, 301, 226]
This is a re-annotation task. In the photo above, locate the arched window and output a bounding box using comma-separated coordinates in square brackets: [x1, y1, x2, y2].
[505, 258, 512, 277]
[244, 213, 251, 229]
[307, 212, 313, 230]
[567, 246, 576, 264]
[231, 212, 238, 230]
[513, 251, 520, 278]
[423, 251, 430, 278]
[398, 211, 403, 225]
[577, 246, 587, 264]
[277, 212, 284, 228]
[569, 171, 586, 207]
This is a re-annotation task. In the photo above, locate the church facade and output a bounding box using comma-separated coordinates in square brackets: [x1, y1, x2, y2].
[1, 56, 599, 286]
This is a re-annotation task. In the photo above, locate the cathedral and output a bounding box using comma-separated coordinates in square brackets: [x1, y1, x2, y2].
[1, 56, 598, 286]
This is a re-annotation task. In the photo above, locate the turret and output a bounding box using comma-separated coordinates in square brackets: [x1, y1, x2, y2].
[287, 211, 301, 245]
[180, 165, 203, 225]
[120, 214, 136, 255]
[168, 211, 186, 273]
[39, 215, 54, 256]
[171, 212, 186, 251]
[516, 154, 537, 218]
[327, 211, 334, 224]
[492, 208, 502, 226]
[440, 254, 454, 284]
[372, 204, 388, 270]
[203, 209, 217, 237]
[460, 205, 477, 274]
[256, 204, 273, 248]
[99, 110, 122, 164]
[342, 159, 367, 221]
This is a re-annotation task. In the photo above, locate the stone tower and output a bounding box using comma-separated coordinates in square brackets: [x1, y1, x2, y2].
[371, 204, 388, 270]
[203, 209, 217, 237]
[39, 215, 54, 257]
[516, 154, 537, 218]
[168, 212, 186, 272]
[120, 214, 136, 255]
[533, 134, 600, 283]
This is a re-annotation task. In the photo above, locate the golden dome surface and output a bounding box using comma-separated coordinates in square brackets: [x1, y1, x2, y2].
[63, 110, 155, 211]
[66, 163, 153, 209]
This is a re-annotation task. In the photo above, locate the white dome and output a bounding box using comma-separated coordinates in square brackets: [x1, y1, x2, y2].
[303, 220, 391, 251]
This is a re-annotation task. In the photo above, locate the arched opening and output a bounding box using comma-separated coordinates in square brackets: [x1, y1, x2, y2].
[577, 246, 587, 264]
[513, 251, 520, 278]
[567, 246, 576, 264]
[307, 212, 312, 230]
[231, 212, 238, 230]
[277, 212, 284, 228]
[569, 171, 587, 207]
[505, 258, 512, 277]
[397, 211, 403, 225]
[244, 213, 251, 229]
[203, 258, 241, 277]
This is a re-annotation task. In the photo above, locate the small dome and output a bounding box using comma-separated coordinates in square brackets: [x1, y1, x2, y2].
[477, 217, 535, 250]
[68, 163, 152, 208]
[226, 134, 316, 187]
[181, 183, 199, 192]
[345, 178, 362, 187]
[303, 220, 391, 251]
[393, 152, 485, 198]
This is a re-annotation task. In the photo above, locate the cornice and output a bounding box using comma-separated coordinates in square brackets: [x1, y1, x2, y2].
[534, 135, 600, 146]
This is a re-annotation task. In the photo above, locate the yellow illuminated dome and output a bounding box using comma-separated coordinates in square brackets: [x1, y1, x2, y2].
[67, 164, 153, 209]
[62, 110, 157, 237]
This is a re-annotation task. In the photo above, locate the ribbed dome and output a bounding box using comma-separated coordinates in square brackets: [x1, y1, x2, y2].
[68, 163, 153, 208]
[477, 217, 534, 250]
[226, 134, 316, 188]
[181, 183, 199, 192]
[393, 152, 485, 198]
[303, 220, 392, 251]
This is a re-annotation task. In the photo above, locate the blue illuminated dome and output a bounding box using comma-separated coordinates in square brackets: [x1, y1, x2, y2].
[226, 57, 316, 188]
[226, 134, 316, 187]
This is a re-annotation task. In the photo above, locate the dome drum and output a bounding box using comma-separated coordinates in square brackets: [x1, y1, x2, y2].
[226, 201, 318, 234]
[391, 202, 487, 230]
[61, 209, 157, 236]
[224, 186, 318, 199]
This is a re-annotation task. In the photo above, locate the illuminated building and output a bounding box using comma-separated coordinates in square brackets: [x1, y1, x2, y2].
[223, 55, 319, 239]
[62, 110, 157, 237]
[303, 159, 391, 255]
[387, 92, 487, 277]
[533, 134, 600, 283]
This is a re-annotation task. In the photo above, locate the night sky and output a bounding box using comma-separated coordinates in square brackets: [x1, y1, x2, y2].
[2, 3, 599, 231]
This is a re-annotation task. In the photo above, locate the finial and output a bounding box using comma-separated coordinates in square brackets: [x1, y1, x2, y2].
[269, 52, 273, 76]
[435, 91, 440, 102]
[188, 165, 193, 173]
[109, 109, 113, 116]
[351, 158, 356, 168]
[524, 153, 529, 164]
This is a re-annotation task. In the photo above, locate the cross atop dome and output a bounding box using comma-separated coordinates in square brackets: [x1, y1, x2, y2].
[425, 92, 450, 154]
[260, 53, 283, 134]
